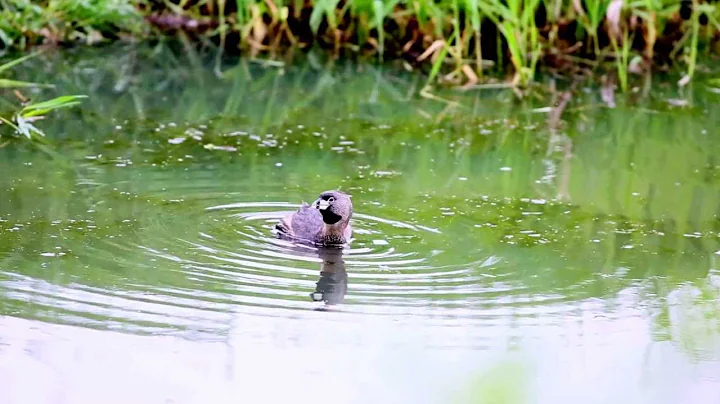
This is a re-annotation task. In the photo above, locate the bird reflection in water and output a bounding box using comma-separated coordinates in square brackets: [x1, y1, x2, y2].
[310, 247, 348, 308]
[273, 189, 352, 308]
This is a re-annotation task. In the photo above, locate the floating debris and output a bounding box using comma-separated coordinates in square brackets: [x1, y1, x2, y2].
[667, 98, 689, 107]
[225, 131, 248, 137]
[40, 252, 66, 257]
[203, 144, 237, 152]
[184, 128, 204, 140]
[373, 170, 401, 178]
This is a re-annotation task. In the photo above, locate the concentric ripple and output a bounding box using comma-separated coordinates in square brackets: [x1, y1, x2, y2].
[142, 201, 478, 313]
[130, 200, 585, 325]
[0, 188, 626, 344]
[3, 154, 699, 347]
[1, 179, 668, 348]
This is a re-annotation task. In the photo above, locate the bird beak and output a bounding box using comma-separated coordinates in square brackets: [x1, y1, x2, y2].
[315, 199, 330, 210]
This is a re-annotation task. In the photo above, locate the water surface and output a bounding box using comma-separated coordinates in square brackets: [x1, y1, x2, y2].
[1, 45, 720, 404]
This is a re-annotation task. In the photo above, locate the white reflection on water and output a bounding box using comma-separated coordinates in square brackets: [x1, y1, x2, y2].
[1, 307, 719, 404]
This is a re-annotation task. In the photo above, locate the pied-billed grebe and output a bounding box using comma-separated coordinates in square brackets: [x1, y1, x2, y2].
[276, 190, 353, 246]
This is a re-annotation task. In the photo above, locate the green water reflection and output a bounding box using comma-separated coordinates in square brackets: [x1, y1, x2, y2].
[0, 45, 719, 402]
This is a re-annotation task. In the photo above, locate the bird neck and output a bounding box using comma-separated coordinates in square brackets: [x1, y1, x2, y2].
[321, 223, 346, 244]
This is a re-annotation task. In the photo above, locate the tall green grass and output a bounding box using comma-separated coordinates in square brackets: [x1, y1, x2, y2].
[0, 0, 144, 49]
[2, 0, 720, 89]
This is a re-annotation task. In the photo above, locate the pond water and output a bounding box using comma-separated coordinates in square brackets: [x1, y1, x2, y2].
[1, 45, 720, 404]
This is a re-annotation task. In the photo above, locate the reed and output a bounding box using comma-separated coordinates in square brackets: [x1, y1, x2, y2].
[1, 0, 720, 90]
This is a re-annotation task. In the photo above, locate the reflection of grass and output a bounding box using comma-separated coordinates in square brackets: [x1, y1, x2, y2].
[2, 45, 720, 316]
[653, 273, 720, 360]
[0, 158, 205, 290]
[453, 353, 531, 404]
[8, 45, 720, 230]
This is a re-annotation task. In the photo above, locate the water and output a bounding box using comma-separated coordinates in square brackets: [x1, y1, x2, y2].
[1, 45, 720, 404]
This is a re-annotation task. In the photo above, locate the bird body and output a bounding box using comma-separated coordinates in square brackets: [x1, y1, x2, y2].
[276, 190, 353, 246]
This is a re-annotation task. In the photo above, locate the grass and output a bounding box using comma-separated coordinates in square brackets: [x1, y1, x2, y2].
[0, 0, 144, 48]
[1, 1, 720, 90]
[0, 94, 88, 138]
[0, 51, 87, 151]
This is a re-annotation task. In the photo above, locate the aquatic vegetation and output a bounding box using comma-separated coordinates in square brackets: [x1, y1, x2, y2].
[0, 94, 88, 139]
[2, 1, 720, 90]
[0, 52, 87, 146]
[1, 47, 719, 401]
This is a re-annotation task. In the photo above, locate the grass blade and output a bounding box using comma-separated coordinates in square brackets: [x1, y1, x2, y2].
[20, 95, 88, 117]
[0, 51, 44, 74]
[0, 79, 55, 89]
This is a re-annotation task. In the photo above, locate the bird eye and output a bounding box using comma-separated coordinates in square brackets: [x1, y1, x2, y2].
[328, 197, 335, 202]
